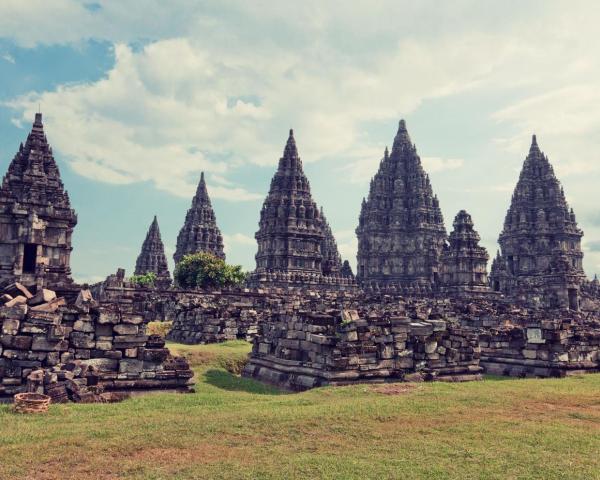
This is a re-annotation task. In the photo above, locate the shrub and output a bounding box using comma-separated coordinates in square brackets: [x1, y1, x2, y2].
[130, 272, 157, 288]
[174, 252, 247, 289]
[147, 321, 172, 338]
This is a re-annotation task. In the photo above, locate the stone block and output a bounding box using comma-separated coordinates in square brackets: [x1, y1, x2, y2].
[113, 324, 139, 335]
[2, 318, 20, 335]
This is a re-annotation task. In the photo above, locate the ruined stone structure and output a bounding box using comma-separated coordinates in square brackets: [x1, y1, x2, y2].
[174, 172, 225, 265]
[356, 120, 446, 290]
[490, 136, 585, 309]
[440, 210, 489, 293]
[0, 284, 193, 400]
[320, 208, 343, 276]
[243, 298, 483, 390]
[134, 216, 171, 287]
[254, 130, 324, 276]
[0, 113, 77, 289]
[249, 130, 355, 289]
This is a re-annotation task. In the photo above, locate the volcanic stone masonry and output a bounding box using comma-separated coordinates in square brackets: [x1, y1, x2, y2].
[0, 113, 77, 290]
[490, 135, 585, 308]
[243, 296, 484, 390]
[248, 130, 355, 289]
[0, 283, 193, 401]
[173, 172, 225, 265]
[440, 210, 489, 293]
[356, 120, 447, 291]
[134, 215, 172, 287]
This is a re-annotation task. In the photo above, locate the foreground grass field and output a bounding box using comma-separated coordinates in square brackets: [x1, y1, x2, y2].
[1, 341, 599, 480]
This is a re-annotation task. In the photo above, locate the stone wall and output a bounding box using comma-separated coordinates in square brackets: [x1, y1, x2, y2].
[0, 292, 193, 399]
[243, 306, 482, 391]
[479, 318, 600, 377]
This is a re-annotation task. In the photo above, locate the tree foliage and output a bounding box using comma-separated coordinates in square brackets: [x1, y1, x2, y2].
[130, 271, 157, 288]
[174, 252, 246, 289]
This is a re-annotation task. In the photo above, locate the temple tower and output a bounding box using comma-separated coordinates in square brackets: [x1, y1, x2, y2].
[356, 120, 447, 290]
[320, 208, 343, 277]
[0, 113, 77, 288]
[174, 172, 225, 264]
[134, 216, 171, 287]
[252, 130, 324, 278]
[441, 210, 489, 292]
[490, 135, 585, 308]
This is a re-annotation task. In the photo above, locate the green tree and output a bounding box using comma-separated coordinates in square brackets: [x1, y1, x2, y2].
[129, 271, 157, 288]
[174, 252, 247, 289]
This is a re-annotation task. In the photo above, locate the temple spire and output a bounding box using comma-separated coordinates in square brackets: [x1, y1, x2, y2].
[135, 215, 171, 287]
[174, 173, 225, 264]
[392, 119, 412, 152]
[356, 119, 446, 288]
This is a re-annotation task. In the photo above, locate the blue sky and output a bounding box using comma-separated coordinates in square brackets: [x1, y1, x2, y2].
[1, 1, 600, 282]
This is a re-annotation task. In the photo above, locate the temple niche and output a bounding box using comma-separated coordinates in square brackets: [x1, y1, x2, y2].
[356, 120, 447, 290]
[0, 113, 77, 289]
[134, 216, 171, 288]
[173, 172, 225, 265]
[490, 135, 585, 309]
[441, 210, 489, 293]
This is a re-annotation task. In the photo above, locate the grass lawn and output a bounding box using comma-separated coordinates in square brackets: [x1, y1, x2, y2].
[1, 340, 599, 479]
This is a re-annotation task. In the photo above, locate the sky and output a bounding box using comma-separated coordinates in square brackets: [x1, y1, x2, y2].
[1, 0, 600, 283]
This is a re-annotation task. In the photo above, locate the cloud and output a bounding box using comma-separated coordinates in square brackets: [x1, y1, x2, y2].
[492, 85, 600, 178]
[585, 240, 600, 253]
[421, 157, 464, 173]
[2, 53, 15, 63]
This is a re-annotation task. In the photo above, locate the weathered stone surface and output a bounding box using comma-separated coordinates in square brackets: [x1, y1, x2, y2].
[134, 216, 171, 287]
[174, 172, 225, 264]
[441, 210, 489, 292]
[490, 136, 585, 309]
[0, 113, 77, 288]
[356, 120, 446, 290]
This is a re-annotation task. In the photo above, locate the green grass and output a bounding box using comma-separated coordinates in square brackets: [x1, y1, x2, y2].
[1, 341, 599, 479]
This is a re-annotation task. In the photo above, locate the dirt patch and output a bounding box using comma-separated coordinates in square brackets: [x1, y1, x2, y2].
[371, 383, 420, 396]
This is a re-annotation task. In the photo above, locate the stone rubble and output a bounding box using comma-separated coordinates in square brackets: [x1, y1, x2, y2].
[0, 284, 194, 400]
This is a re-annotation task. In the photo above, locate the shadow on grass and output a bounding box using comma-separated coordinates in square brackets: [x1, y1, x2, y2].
[204, 369, 285, 396]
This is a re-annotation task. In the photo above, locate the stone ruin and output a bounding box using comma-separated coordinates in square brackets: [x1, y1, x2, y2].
[0, 113, 77, 291]
[243, 296, 482, 390]
[0, 282, 193, 401]
[1, 113, 600, 395]
[247, 130, 356, 289]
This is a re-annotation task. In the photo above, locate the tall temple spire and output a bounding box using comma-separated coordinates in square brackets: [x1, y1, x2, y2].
[356, 119, 447, 289]
[134, 215, 171, 287]
[0, 113, 77, 287]
[174, 172, 225, 264]
[251, 129, 326, 283]
[491, 135, 584, 305]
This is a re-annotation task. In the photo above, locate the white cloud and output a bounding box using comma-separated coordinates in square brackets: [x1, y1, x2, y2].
[2, 53, 15, 63]
[421, 157, 464, 173]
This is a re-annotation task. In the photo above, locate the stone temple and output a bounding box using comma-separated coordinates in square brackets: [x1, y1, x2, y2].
[0, 113, 77, 289]
[440, 210, 489, 293]
[134, 215, 171, 287]
[173, 172, 225, 265]
[490, 135, 585, 308]
[356, 120, 447, 291]
[249, 130, 353, 288]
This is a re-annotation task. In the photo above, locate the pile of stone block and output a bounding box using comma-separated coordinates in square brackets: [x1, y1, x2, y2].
[479, 318, 600, 377]
[243, 305, 482, 391]
[0, 284, 194, 399]
[166, 291, 285, 344]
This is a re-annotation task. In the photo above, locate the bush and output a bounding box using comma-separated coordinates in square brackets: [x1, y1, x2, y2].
[130, 272, 157, 288]
[174, 252, 247, 289]
[147, 321, 172, 338]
